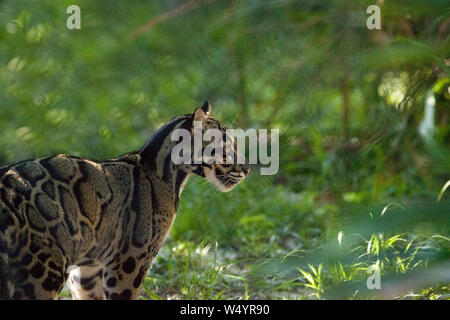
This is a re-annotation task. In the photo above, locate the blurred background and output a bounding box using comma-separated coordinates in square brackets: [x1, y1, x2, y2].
[0, 0, 449, 299]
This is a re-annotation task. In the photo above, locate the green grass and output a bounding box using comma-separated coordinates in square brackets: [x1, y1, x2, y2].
[135, 175, 450, 300]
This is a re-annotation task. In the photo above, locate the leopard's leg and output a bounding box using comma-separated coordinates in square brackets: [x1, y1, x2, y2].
[8, 241, 67, 300]
[68, 264, 105, 300]
[103, 255, 151, 300]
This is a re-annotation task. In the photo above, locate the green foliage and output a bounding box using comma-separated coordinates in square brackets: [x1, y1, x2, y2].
[0, 0, 448, 299]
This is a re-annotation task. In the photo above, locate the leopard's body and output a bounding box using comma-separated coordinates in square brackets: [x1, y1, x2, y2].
[0, 102, 249, 299]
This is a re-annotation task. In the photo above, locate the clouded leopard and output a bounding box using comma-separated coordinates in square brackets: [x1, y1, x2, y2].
[0, 101, 249, 299]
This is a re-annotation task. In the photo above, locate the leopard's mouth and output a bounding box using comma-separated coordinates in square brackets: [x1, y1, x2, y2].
[204, 167, 245, 192]
[216, 173, 244, 190]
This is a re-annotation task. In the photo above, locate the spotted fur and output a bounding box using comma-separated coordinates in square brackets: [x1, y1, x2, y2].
[0, 102, 249, 299]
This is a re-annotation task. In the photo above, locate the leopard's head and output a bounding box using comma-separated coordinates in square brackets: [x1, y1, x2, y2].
[181, 101, 250, 192]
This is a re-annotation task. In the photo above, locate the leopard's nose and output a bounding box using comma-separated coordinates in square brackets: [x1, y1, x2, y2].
[242, 165, 250, 176]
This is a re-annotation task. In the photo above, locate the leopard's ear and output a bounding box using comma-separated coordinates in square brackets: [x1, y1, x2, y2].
[192, 101, 211, 122]
[192, 108, 206, 122]
[200, 100, 211, 116]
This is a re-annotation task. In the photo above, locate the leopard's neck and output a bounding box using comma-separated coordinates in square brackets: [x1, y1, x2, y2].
[137, 115, 193, 208]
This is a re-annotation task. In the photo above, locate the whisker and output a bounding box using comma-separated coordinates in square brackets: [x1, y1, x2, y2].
[203, 183, 219, 196]
[182, 176, 205, 190]
[229, 111, 239, 127]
